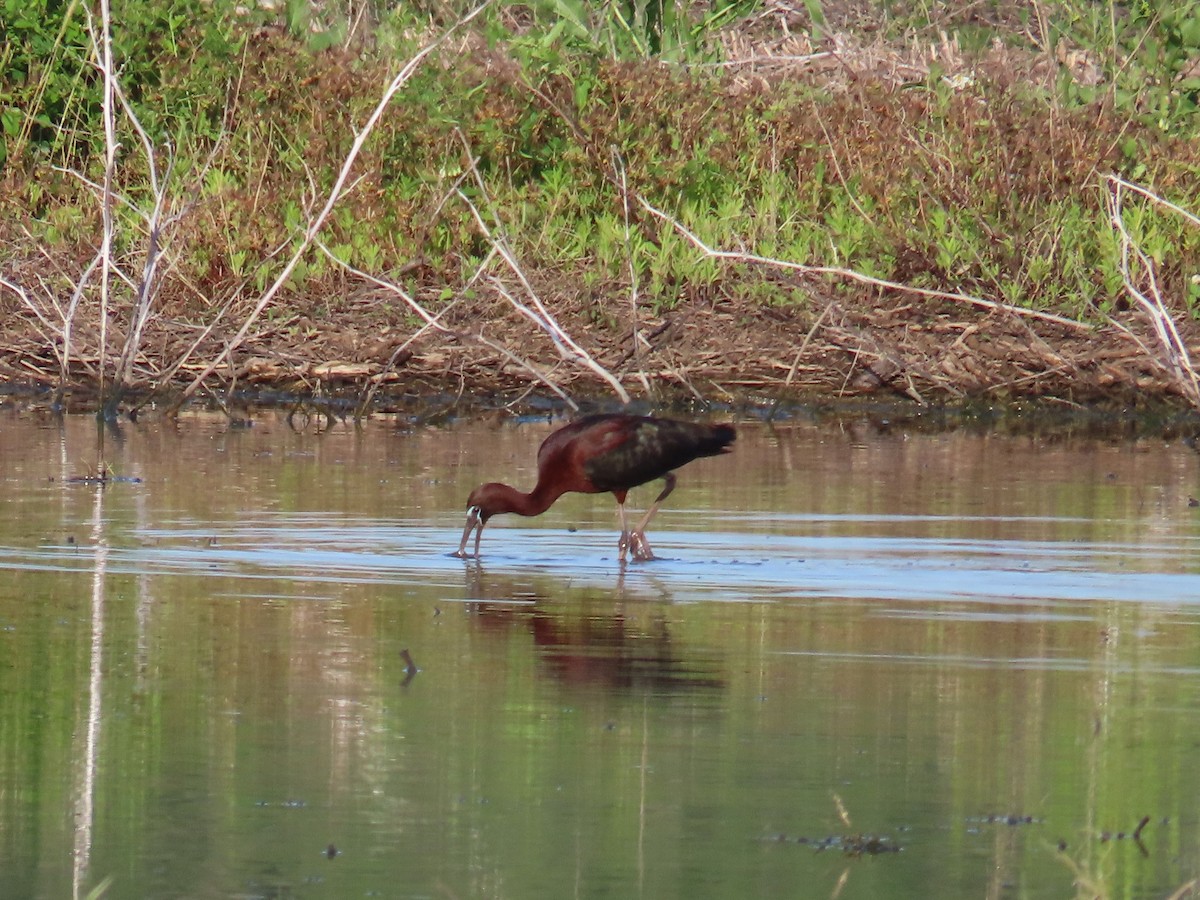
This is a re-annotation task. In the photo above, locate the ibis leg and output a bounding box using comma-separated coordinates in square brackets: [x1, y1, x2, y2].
[617, 500, 631, 562]
[629, 473, 676, 561]
[454, 507, 484, 558]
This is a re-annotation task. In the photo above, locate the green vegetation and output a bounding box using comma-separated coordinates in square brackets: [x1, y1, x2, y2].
[1, 0, 1199, 405]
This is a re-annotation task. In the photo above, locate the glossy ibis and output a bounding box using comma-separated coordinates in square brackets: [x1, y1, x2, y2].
[454, 413, 736, 561]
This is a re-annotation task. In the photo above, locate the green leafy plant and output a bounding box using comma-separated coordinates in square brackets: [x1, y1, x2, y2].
[1, 0, 244, 171]
[1051, 0, 1200, 133]
[536, 0, 757, 61]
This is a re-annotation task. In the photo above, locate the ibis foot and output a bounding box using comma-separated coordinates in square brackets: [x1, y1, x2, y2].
[630, 532, 656, 561]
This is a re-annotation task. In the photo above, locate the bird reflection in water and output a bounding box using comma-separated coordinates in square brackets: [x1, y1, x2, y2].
[461, 565, 725, 695]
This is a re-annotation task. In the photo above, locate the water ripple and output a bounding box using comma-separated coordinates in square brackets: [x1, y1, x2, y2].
[1, 511, 1197, 609]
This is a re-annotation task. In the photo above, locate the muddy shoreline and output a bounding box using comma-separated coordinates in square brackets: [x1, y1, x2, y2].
[5, 284, 1200, 434]
[6, 372, 1200, 445]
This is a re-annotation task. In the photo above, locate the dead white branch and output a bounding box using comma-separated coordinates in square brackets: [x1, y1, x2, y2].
[90, 0, 118, 407]
[106, 53, 227, 394]
[47, 0, 226, 409]
[316, 240, 579, 410]
[453, 166, 631, 404]
[612, 149, 650, 393]
[1106, 174, 1200, 229]
[454, 128, 630, 402]
[152, 239, 290, 408]
[457, 189, 631, 403]
[636, 195, 1092, 332]
[0, 276, 65, 367]
[177, 0, 494, 402]
[60, 255, 102, 385]
[1105, 176, 1200, 407]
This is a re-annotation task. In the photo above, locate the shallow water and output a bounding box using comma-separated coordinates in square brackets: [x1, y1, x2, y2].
[2, 407, 1200, 899]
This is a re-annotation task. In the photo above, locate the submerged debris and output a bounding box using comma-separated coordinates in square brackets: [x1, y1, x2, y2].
[1101, 815, 1153, 848]
[400, 648, 419, 687]
[64, 462, 143, 485]
[1133, 815, 1151, 840]
[967, 813, 1039, 827]
[763, 833, 902, 856]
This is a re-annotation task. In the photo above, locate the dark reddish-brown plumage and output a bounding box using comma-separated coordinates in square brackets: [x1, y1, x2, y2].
[454, 413, 736, 561]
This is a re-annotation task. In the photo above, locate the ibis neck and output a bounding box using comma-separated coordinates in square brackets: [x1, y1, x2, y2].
[491, 481, 563, 518]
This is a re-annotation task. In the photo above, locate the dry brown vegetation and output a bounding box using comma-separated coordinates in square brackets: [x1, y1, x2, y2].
[2, 0, 1200, 415]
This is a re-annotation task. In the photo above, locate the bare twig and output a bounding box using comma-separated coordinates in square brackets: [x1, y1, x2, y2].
[87, 0, 118, 411]
[50, 0, 231, 412]
[0, 275, 62, 345]
[4, 243, 104, 389]
[636, 194, 1092, 332]
[315, 240, 579, 410]
[108, 58, 232, 401]
[612, 149, 650, 393]
[152, 240, 291, 411]
[112, 149, 173, 394]
[59, 255, 102, 395]
[787, 302, 832, 386]
[1107, 174, 1200, 229]
[1105, 176, 1200, 407]
[454, 141, 631, 402]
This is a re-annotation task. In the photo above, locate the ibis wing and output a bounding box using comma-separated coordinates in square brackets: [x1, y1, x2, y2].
[583, 418, 733, 493]
[535, 414, 624, 471]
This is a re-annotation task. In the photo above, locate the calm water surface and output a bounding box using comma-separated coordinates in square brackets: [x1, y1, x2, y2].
[2, 407, 1200, 899]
